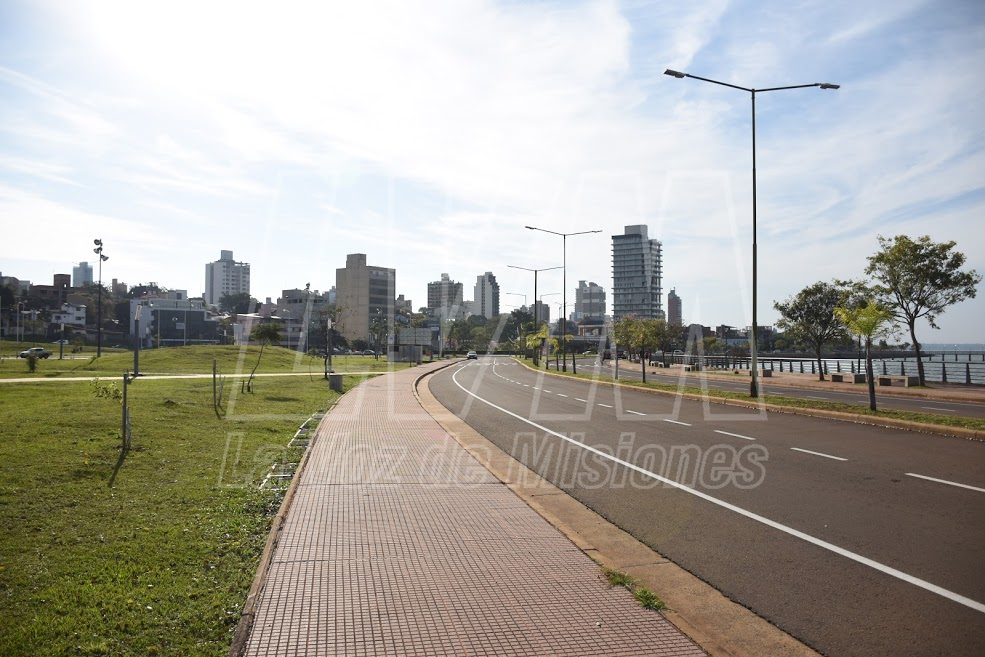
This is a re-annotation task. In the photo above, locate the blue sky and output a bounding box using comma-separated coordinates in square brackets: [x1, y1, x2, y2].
[1, 0, 983, 342]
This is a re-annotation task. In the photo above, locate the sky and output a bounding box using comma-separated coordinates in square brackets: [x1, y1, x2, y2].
[1, 0, 983, 343]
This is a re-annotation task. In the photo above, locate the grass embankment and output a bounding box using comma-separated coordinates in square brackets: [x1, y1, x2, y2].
[0, 344, 408, 379]
[524, 360, 985, 432]
[0, 372, 359, 655]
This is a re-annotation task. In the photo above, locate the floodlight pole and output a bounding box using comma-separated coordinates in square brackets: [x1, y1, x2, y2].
[663, 69, 839, 397]
[93, 239, 108, 357]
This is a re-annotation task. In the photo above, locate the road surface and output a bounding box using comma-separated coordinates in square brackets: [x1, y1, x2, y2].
[429, 357, 985, 657]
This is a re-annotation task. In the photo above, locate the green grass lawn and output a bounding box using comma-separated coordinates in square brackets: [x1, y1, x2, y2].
[0, 372, 362, 656]
[0, 344, 409, 379]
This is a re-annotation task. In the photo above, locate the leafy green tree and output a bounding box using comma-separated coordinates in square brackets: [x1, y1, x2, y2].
[774, 282, 847, 381]
[836, 301, 894, 411]
[865, 235, 981, 385]
[247, 322, 282, 392]
[219, 292, 256, 314]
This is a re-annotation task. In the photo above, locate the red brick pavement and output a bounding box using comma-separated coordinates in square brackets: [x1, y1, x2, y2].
[242, 362, 707, 656]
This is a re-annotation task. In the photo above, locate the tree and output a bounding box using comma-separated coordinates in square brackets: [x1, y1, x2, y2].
[866, 235, 981, 386]
[774, 282, 848, 381]
[836, 301, 894, 411]
[220, 292, 256, 314]
[247, 322, 282, 392]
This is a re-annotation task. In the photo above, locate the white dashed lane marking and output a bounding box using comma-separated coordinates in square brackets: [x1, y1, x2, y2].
[791, 447, 847, 462]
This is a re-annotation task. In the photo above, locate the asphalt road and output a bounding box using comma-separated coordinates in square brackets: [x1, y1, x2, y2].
[429, 357, 985, 657]
[550, 356, 985, 420]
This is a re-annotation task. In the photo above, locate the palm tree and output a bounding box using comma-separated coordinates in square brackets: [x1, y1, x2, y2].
[247, 322, 282, 392]
[835, 302, 894, 411]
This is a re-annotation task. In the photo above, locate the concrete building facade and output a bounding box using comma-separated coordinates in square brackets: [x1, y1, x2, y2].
[473, 272, 500, 319]
[611, 225, 664, 321]
[335, 253, 396, 343]
[72, 262, 93, 288]
[668, 288, 682, 326]
[427, 273, 465, 320]
[574, 280, 606, 321]
[205, 250, 250, 306]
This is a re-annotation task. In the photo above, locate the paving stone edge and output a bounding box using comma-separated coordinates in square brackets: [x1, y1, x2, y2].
[227, 396, 341, 657]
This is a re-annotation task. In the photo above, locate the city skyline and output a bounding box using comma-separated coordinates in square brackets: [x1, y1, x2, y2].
[1, 1, 982, 342]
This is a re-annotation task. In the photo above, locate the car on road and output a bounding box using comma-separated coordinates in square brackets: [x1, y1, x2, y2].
[466, 351, 478, 360]
[19, 347, 51, 359]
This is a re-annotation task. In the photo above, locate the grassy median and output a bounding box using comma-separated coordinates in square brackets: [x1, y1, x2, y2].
[523, 359, 985, 432]
[0, 371, 362, 655]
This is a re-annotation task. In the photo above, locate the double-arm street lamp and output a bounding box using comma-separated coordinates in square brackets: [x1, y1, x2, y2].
[524, 227, 601, 373]
[507, 264, 561, 367]
[93, 239, 109, 357]
[663, 69, 839, 397]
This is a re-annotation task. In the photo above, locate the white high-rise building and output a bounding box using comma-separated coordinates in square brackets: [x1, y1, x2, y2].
[205, 250, 251, 306]
[473, 272, 500, 319]
[611, 225, 663, 320]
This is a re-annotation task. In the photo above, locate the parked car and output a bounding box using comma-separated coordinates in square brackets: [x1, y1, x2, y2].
[466, 351, 478, 360]
[19, 347, 51, 359]
[362, 349, 375, 356]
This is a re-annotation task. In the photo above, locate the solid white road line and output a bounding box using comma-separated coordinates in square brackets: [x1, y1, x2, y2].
[449, 366, 985, 614]
[626, 410, 646, 416]
[714, 429, 755, 441]
[790, 447, 847, 462]
[921, 406, 956, 413]
[905, 473, 985, 494]
[663, 418, 691, 426]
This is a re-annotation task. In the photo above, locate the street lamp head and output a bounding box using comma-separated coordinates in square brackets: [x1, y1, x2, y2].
[664, 69, 687, 78]
[819, 83, 840, 90]
[100, 254, 108, 262]
[94, 239, 102, 246]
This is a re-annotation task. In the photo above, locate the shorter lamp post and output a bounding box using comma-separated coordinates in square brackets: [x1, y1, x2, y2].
[507, 264, 562, 367]
[524, 226, 601, 373]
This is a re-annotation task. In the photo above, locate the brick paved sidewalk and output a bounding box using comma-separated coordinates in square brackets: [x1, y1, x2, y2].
[241, 362, 706, 657]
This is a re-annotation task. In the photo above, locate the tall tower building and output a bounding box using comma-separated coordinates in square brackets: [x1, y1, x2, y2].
[72, 262, 93, 287]
[574, 280, 606, 320]
[335, 253, 396, 342]
[611, 225, 663, 320]
[205, 250, 251, 305]
[427, 274, 465, 320]
[668, 288, 682, 326]
[474, 272, 500, 319]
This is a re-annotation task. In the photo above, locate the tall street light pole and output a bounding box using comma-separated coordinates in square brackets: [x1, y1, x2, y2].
[663, 69, 839, 397]
[507, 264, 562, 366]
[93, 239, 109, 358]
[524, 227, 601, 373]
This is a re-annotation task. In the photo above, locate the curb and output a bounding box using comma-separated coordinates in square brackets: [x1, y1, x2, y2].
[227, 395, 344, 657]
[415, 364, 821, 657]
[520, 359, 984, 441]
